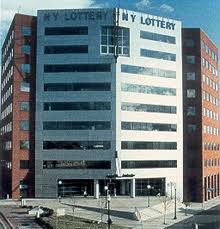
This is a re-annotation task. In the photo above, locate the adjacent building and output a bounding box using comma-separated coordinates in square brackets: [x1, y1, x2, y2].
[182, 28, 220, 202]
[35, 8, 183, 198]
[0, 14, 36, 198]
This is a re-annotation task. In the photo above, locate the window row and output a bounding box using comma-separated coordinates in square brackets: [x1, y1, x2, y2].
[202, 74, 218, 91]
[44, 64, 111, 73]
[201, 57, 218, 76]
[121, 102, 176, 114]
[2, 48, 13, 74]
[1, 85, 13, 105]
[43, 160, 111, 169]
[121, 141, 177, 150]
[140, 49, 176, 62]
[101, 27, 129, 56]
[121, 64, 176, 79]
[140, 30, 175, 44]
[44, 45, 88, 54]
[44, 102, 111, 111]
[203, 107, 219, 121]
[43, 121, 111, 130]
[44, 83, 111, 92]
[2, 30, 14, 59]
[121, 160, 177, 169]
[43, 141, 111, 150]
[201, 40, 218, 62]
[204, 158, 220, 168]
[203, 142, 220, 151]
[0, 122, 12, 135]
[121, 83, 176, 96]
[121, 121, 177, 132]
[45, 27, 88, 36]
[1, 103, 12, 120]
[1, 66, 13, 92]
[203, 90, 219, 105]
[3, 141, 12, 150]
[203, 125, 219, 136]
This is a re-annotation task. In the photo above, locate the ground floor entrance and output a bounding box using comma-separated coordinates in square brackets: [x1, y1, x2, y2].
[57, 177, 166, 198]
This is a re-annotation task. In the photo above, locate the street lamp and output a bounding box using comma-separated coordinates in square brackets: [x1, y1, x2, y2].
[147, 184, 153, 207]
[173, 184, 177, 220]
[58, 180, 64, 197]
[104, 186, 112, 229]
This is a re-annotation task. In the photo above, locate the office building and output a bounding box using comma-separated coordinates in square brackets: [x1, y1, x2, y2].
[35, 8, 183, 198]
[182, 28, 220, 202]
[0, 14, 36, 198]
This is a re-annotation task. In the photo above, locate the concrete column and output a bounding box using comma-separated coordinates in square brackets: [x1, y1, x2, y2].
[94, 180, 99, 199]
[120, 180, 126, 195]
[130, 178, 135, 198]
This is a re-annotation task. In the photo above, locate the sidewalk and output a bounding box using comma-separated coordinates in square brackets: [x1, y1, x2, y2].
[1, 196, 220, 229]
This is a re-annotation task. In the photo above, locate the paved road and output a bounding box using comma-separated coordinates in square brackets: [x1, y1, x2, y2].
[166, 204, 220, 229]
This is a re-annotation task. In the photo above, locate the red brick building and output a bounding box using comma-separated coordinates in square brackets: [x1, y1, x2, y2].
[182, 28, 220, 202]
[0, 14, 36, 198]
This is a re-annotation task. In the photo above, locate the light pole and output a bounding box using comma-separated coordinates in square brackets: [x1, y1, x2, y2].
[167, 182, 173, 199]
[174, 184, 177, 220]
[58, 180, 64, 197]
[104, 186, 112, 229]
[147, 185, 152, 207]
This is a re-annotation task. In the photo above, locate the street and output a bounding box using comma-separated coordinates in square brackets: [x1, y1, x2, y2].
[166, 204, 220, 229]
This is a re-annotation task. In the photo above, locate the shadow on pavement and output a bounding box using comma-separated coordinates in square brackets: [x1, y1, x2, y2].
[62, 202, 137, 220]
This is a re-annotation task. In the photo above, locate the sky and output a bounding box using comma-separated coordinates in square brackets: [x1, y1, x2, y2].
[1, 0, 220, 50]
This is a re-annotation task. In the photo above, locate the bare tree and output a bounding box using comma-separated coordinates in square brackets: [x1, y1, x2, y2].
[159, 194, 172, 224]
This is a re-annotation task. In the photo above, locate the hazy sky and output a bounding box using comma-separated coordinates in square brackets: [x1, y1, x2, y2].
[1, 0, 220, 49]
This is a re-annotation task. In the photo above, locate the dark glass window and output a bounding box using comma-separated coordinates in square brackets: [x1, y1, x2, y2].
[20, 102, 29, 111]
[43, 160, 111, 169]
[44, 45, 88, 54]
[140, 31, 176, 44]
[20, 140, 29, 150]
[21, 26, 31, 36]
[21, 45, 31, 54]
[121, 122, 177, 132]
[20, 121, 29, 131]
[44, 83, 111, 91]
[21, 64, 31, 73]
[121, 160, 177, 168]
[43, 121, 111, 130]
[121, 102, 176, 114]
[184, 39, 195, 47]
[44, 102, 111, 111]
[121, 83, 176, 96]
[44, 64, 111, 73]
[43, 141, 111, 150]
[121, 141, 177, 150]
[45, 27, 88, 35]
[20, 81, 30, 92]
[141, 49, 176, 62]
[121, 64, 176, 79]
[20, 160, 29, 169]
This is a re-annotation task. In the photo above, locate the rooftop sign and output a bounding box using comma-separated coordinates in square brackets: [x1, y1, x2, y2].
[122, 12, 176, 30]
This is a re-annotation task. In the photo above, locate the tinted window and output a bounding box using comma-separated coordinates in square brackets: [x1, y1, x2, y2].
[44, 45, 88, 54]
[121, 102, 176, 114]
[20, 121, 29, 131]
[121, 64, 176, 79]
[20, 102, 30, 111]
[141, 49, 176, 62]
[121, 141, 177, 150]
[44, 64, 111, 73]
[140, 31, 175, 44]
[20, 160, 29, 169]
[44, 102, 111, 111]
[43, 141, 111, 150]
[121, 160, 177, 168]
[21, 26, 31, 36]
[45, 27, 88, 35]
[44, 83, 111, 91]
[43, 160, 111, 169]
